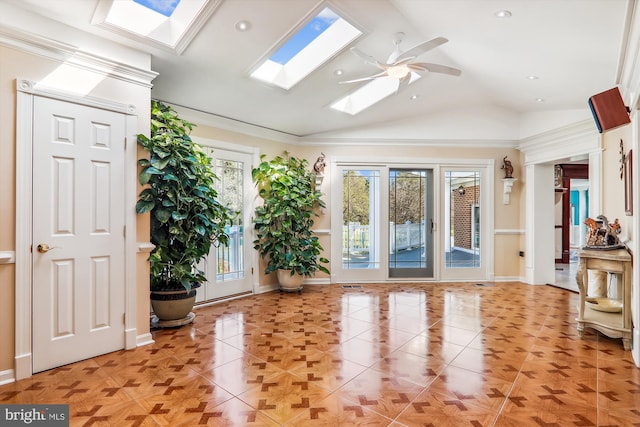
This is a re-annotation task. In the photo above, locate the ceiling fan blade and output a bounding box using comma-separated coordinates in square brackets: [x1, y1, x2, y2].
[408, 62, 461, 76]
[350, 47, 386, 70]
[398, 73, 412, 90]
[339, 71, 388, 84]
[395, 37, 449, 62]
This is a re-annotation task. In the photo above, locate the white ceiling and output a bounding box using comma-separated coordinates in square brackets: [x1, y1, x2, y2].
[3, 0, 633, 140]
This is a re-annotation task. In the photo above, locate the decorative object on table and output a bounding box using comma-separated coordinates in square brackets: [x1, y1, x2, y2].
[583, 215, 623, 249]
[501, 155, 514, 179]
[252, 152, 330, 292]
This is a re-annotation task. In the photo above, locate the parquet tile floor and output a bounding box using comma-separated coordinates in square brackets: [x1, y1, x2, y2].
[2, 282, 639, 426]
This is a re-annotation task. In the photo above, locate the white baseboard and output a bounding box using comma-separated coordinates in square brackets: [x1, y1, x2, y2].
[0, 369, 15, 385]
[125, 328, 137, 349]
[633, 327, 639, 368]
[136, 333, 154, 347]
[493, 276, 527, 282]
[14, 353, 31, 380]
[302, 278, 331, 285]
[254, 285, 278, 294]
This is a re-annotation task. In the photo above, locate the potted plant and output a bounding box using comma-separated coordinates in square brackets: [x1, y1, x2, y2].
[252, 152, 330, 292]
[136, 100, 232, 326]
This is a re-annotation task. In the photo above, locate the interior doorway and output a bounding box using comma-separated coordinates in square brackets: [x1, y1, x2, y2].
[553, 163, 589, 292]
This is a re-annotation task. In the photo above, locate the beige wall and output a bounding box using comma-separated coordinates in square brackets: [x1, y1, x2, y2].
[602, 125, 633, 241]
[0, 45, 152, 374]
[189, 121, 525, 285]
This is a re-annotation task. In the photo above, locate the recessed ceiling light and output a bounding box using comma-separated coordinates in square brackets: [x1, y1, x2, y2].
[526, 75, 539, 80]
[494, 10, 512, 18]
[410, 94, 419, 100]
[536, 98, 545, 102]
[235, 20, 251, 31]
[334, 69, 344, 76]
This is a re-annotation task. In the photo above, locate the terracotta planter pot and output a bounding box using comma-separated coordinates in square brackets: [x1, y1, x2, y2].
[277, 269, 304, 293]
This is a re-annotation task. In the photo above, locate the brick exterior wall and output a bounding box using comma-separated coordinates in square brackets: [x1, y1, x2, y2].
[453, 185, 480, 250]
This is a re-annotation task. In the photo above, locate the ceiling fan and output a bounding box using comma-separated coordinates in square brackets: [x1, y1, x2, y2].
[341, 32, 461, 86]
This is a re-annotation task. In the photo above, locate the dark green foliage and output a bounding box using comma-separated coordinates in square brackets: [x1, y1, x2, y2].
[252, 152, 329, 277]
[136, 100, 232, 291]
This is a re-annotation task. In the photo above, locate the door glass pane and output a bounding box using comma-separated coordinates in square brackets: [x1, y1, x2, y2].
[389, 169, 433, 277]
[214, 158, 244, 281]
[445, 170, 481, 268]
[342, 170, 380, 269]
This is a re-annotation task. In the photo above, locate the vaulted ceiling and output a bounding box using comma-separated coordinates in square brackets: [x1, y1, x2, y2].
[4, 0, 633, 141]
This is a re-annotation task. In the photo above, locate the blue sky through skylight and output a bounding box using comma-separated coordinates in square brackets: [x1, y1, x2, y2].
[270, 8, 339, 65]
[133, 0, 180, 17]
[250, 6, 361, 90]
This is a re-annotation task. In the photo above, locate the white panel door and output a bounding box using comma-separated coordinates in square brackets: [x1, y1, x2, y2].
[32, 96, 126, 372]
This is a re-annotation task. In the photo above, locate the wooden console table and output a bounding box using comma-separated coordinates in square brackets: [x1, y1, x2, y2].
[576, 248, 631, 350]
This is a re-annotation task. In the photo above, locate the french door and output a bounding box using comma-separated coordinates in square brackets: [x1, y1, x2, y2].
[441, 168, 487, 281]
[388, 169, 434, 278]
[333, 167, 385, 282]
[332, 165, 435, 282]
[332, 161, 490, 282]
[196, 147, 253, 302]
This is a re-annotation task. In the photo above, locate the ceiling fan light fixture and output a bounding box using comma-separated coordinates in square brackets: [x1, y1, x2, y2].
[387, 64, 410, 79]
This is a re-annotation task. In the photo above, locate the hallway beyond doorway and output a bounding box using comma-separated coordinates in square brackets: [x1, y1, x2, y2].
[552, 261, 579, 292]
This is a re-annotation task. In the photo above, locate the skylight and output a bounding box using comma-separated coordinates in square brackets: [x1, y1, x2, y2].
[134, 0, 180, 17]
[331, 74, 421, 115]
[93, 0, 217, 54]
[251, 7, 362, 90]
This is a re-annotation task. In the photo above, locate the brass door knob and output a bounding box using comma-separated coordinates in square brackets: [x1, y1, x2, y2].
[37, 243, 56, 253]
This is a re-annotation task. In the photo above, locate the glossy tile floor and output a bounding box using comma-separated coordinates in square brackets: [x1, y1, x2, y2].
[553, 262, 579, 293]
[2, 282, 639, 426]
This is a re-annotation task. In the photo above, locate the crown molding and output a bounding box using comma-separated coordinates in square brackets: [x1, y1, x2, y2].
[619, 0, 640, 109]
[0, 24, 157, 88]
[16, 79, 137, 115]
[297, 137, 519, 148]
[518, 119, 601, 165]
[169, 102, 300, 144]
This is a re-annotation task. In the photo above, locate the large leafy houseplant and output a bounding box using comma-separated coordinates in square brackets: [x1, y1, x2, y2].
[252, 152, 330, 282]
[136, 100, 232, 292]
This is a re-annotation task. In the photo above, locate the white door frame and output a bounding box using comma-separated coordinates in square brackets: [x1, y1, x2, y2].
[15, 79, 139, 380]
[440, 166, 492, 281]
[192, 137, 260, 295]
[330, 155, 495, 283]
